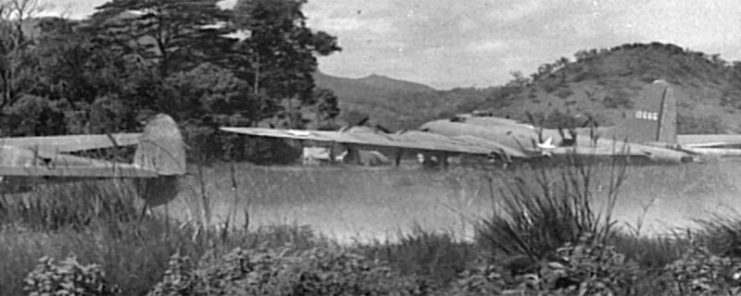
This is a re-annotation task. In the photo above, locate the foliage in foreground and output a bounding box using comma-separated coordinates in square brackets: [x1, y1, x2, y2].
[11, 158, 741, 295]
[147, 246, 428, 296]
[24, 256, 120, 296]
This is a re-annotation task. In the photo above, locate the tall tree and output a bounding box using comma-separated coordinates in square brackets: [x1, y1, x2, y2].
[0, 0, 42, 111]
[229, 0, 340, 125]
[88, 0, 231, 79]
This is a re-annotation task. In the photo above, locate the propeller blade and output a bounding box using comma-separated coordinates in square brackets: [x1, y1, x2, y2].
[356, 116, 370, 126]
[375, 124, 392, 133]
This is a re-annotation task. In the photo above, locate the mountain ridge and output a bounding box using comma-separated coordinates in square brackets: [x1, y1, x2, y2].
[315, 42, 741, 134]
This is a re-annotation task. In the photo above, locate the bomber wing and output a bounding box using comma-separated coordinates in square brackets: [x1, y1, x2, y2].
[555, 145, 689, 163]
[219, 127, 542, 158]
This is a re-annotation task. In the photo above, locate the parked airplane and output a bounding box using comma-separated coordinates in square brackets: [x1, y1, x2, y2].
[220, 80, 741, 167]
[0, 114, 186, 206]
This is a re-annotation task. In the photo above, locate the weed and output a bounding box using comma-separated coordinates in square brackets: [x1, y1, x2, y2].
[357, 225, 476, 289]
[148, 245, 429, 295]
[24, 255, 120, 296]
[476, 154, 626, 261]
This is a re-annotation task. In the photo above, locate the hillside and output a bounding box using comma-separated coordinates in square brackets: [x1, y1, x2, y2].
[473, 42, 741, 133]
[317, 42, 741, 133]
[314, 72, 492, 130]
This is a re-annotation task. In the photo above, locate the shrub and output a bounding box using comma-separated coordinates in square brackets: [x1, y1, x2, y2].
[358, 226, 476, 288]
[555, 88, 574, 99]
[148, 246, 428, 295]
[602, 91, 634, 109]
[24, 255, 120, 296]
[448, 263, 509, 295]
[665, 243, 741, 295]
[538, 235, 639, 295]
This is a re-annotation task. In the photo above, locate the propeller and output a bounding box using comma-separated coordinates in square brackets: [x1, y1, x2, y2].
[374, 124, 392, 133]
[356, 116, 370, 126]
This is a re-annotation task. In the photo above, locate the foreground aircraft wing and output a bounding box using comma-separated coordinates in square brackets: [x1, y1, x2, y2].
[0, 133, 141, 154]
[0, 145, 159, 178]
[220, 127, 538, 158]
[0, 165, 159, 178]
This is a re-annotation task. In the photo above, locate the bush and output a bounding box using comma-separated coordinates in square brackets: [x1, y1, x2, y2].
[148, 246, 428, 295]
[665, 243, 741, 295]
[602, 91, 634, 109]
[24, 255, 120, 296]
[555, 88, 574, 99]
[538, 235, 638, 295]
[358, 227, 476, 288]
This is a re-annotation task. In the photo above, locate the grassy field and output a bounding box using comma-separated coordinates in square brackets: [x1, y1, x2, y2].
[3, 159, 741, 294]
[170, 159, 741, 242]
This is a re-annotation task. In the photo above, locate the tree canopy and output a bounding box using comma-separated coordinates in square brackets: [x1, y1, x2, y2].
[0, 0, 341, 160]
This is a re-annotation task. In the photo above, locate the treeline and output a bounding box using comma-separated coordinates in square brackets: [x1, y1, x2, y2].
[0, 0, 340, 161]
[507, 42, 741, 88]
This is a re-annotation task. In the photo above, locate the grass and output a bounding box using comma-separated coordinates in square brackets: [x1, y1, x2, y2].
[3, 158, 741, 294]
[476, 154, 625, 260]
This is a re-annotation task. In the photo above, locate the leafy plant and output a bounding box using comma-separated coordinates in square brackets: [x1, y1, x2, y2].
[24, 255, 120, 296]
[148, 246, 428, 295]
[665, 243, 741, 295]
[538, 234, 638, 295]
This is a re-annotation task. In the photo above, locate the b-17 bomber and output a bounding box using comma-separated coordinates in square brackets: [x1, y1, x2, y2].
[222, 80, 741, 167]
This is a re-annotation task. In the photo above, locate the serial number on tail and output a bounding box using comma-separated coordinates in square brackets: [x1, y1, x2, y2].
[635, 110, 658, 121]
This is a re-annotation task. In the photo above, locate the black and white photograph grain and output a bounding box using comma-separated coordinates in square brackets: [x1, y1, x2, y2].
[3, 0, 741, 294]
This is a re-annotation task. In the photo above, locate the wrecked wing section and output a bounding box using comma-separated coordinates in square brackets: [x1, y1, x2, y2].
[219, 127, 538, 159]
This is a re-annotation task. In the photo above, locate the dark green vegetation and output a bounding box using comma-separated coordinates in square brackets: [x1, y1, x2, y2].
[320, 43, 741, 133]
[0, 0, 341, 161]
[4, 159, 741, 295]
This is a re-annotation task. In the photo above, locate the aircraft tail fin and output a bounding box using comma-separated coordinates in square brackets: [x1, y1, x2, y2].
[607, 80, 678, 143]
[133, 114, 186, 207]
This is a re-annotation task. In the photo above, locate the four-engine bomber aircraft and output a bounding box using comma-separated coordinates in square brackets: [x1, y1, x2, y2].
[0, 114, 186, 206]
[221, 80, 741, 167]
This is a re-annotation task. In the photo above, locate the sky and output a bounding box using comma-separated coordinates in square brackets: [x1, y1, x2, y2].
[46, 0, 741, 89]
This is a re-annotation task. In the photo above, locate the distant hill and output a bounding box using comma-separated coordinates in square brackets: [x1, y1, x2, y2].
[314, 72, 491, 130]
[316, 42, 741, 134]
[314, 72, 436, 96]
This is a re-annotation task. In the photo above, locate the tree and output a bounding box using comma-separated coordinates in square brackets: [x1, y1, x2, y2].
[164, 62, 257, 124]
[313, 87, 340, 124]
[0, 0, 42, 113]
[228, 0, 341, 126]
[88, 0, 230, 79]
